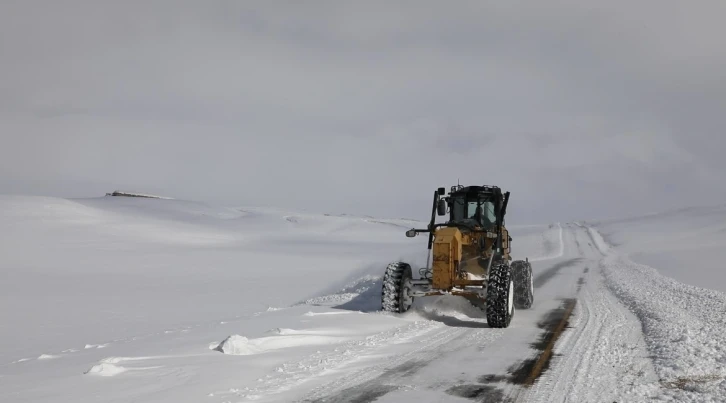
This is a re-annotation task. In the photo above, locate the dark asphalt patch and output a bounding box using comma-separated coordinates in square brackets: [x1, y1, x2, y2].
[382, 360, 428, 378]
[583, 267, 589, 273]
[478, 374, 509, 383]
[445, 384, 510, 402]
[576, 277, 586, 292]
[533, 258, 584, 289]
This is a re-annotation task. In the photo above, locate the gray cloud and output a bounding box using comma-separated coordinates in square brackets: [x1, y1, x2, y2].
[1, 1, 724, 223]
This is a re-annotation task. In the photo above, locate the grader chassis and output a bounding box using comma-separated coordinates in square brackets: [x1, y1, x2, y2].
[381, 184, 534, 328]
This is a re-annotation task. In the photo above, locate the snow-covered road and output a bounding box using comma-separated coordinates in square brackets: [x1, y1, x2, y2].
[281, 223, 657, 403]
[2, 196, 725, 402]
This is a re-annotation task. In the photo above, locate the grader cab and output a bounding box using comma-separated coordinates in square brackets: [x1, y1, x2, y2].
[381, 185, 534, 328]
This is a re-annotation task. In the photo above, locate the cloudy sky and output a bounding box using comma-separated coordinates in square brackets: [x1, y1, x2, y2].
[1, 1, 725, 223]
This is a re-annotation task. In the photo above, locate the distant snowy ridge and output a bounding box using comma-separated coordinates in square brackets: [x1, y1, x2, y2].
[105, 190, 174, 199]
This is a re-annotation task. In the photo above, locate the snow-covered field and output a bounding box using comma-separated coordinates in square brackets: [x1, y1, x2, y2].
[1, 196, 725, 402]
[589, 205, 726, 293]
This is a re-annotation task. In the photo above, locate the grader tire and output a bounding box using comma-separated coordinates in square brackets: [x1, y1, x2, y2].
[512, 260, 534, 309]
[486, 263, 515, 328]
[381, 262, 414, 313]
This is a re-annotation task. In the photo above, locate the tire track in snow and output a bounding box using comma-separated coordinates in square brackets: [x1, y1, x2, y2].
[212, 318, 450, 401]
[507, 298, 578, 388]
[520, 226, 659, 403]
[539, 271, 655, 402]
[299, 327, 470, 402]
[299, 325, 504, 403]
[532, 258, 584, 289]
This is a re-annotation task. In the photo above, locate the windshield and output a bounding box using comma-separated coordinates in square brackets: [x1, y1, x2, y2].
[451, 197, 496, 227]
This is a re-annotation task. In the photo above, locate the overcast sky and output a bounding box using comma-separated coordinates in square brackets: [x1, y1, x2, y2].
[1, 1, 725, 223]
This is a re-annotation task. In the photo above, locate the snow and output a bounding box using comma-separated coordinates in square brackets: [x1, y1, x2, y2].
[213, 329, 348, 357]
[589, 205, 726, 292]
[0, 195, 421, 363]
[84, 363, 127, 377]
[583, 211, 726, 402]
[214, 335, 261, 356]
[526, 222, 565, 262]
[601, 255, 726, 401]
[2, 195, 726, 402]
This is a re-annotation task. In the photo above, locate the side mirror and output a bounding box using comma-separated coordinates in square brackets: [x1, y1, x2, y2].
[438, 187, 446, 195]
[437, 199, 446, 216]
[405, 229, 417, 238]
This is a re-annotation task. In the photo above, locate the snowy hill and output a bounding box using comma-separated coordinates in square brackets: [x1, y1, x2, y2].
[590, 204, 726, 293]
[1, 196, 724, 402]
[0, 195, 427, 362]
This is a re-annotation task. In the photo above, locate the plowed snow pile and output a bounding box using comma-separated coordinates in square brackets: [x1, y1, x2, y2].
[591, 205, 726, 293]
[214, 335, 261, 356]
[588, 219, 726, 402]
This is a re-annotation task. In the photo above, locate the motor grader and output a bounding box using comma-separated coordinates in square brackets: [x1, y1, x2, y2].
[381, 184, 534, 328]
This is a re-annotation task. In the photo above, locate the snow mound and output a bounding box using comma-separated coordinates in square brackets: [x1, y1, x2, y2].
[37, 354, 59, 360]
[213, 330, 348, 356]
[265, 328, 299, 335]
[85, 363, 128, 377]
[214, 335, 261, 356]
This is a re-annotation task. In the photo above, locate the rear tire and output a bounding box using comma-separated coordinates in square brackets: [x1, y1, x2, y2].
[486, 263, 515, 328]
[512, 260, 534, 309]
[381, 262, 414, 313]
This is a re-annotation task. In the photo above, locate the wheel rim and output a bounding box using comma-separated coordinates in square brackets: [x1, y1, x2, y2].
[401, 278, 414, 310]
[508, 279, 514, 315]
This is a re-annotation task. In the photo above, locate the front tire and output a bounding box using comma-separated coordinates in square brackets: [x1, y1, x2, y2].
[512, 260, 534, 309]
[381, 262, 414, 313]
[486, 263, 515, 328]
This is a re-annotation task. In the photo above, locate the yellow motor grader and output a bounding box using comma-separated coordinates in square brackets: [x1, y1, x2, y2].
[381, 185, 534, 328]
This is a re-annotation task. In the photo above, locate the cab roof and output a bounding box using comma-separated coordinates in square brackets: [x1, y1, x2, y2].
[449, 185, 503, 197]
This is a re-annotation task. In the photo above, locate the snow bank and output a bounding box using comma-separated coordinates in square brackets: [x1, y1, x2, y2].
[595, 225, 726, 401]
